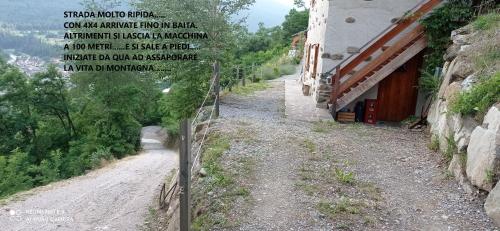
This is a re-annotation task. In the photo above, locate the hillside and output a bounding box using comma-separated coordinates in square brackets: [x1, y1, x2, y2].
[0, 0, 130, 30]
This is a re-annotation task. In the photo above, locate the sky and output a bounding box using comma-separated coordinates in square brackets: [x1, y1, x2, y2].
[241, 0, 298, 32]
[0, 0, 304, 32]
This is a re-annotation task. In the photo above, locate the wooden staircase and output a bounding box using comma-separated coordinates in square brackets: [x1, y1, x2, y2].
[327, 0, 442, 115]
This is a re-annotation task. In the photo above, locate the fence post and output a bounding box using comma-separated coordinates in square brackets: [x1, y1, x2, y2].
[229, 65, 234, 91]
[179, 119, 191, 231]
[214, 61, 220, 118]
[242, 66, 246, 87]
[252, 63, 255, 83]
[236, 66, 240, 87]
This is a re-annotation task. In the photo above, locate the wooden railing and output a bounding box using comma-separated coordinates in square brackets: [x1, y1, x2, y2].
[327, 0, 442, 113]
[338, 25, 425, 94]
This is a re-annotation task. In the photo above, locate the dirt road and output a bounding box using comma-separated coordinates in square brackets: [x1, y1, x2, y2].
[214, 75, 496, 230]
[0, 126, 177, 231]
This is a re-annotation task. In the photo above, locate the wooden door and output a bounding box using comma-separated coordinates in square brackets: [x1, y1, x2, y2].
[376, 52, 423, 122]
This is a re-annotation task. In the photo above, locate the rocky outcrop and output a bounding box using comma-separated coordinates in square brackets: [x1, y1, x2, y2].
[428, 58, 480, 153]
[486, 183, 500, 227]
[427, 23, 500, 226]
[448, 154, 476, 195]
[427, 24, 493, 163]
[466, 105, 500, 191]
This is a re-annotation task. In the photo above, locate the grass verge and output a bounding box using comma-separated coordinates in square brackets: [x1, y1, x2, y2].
[231, 82, 270, 96]
[191, 131, 254, 230]
[293, 138, 382, 228]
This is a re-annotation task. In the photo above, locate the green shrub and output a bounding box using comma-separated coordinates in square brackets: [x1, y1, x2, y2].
[473, 13, 500, 31]
[160, 78, 207, 136]
[0, 149, 33, 198]
[334, 168, 356, 184]
[202, 133, 232, 189]
[232, 82, 270, 95]
[261, 66, 278, 80]
[279, 64, 296, 75]
[429, 135, 440, 152]
[32, 150, 63, 185]
[90, 147, 114, 169]
[419, 71, 441, 97]
[317, 197, 360, 218]
[420, 0, 473, 76]
[450, 72, 500, 118]
[473, 44, 500, 71]
[273, 67, 280, 76]
[444, 135, 457, 163]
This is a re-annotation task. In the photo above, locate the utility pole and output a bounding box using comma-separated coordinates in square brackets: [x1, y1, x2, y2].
[214, 61, 220, 118]
[179, 120, 191, 231]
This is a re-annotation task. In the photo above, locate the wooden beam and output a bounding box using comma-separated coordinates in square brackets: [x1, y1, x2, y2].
[336, 0, 441, 80]
[329, 66, 341, 115]
[336, 37, 427, 111]
[339, 26, 424, 94]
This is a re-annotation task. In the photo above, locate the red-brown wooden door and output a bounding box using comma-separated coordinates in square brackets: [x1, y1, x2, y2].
[376, 52, 423, 122]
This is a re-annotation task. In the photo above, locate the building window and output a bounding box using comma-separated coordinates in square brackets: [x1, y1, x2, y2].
[305, 44, 311, 71]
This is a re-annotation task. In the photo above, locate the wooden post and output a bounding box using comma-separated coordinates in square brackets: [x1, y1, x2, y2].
[179, 120, 191, 231]
[214, 62, 220, 118]
[329, 66, 341, 119]
[252, 63, 255, 83]
[242, 66, 246, 87]
[236, 66, 240, 86]
[228, 72, 232, 92]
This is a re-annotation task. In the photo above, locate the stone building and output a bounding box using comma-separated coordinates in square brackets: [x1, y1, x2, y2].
[301, 0, 441, 122]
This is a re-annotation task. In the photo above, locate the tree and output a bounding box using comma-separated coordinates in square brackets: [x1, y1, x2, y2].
[281, 9, 309, 42]
[0, 64, 37, 155]
[66, 0, 162, 157]
[294, 0, 306, 8]
[137, 0, 255, 133]
[32, 65, 76, 138]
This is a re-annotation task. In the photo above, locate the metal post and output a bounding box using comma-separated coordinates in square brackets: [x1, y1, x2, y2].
[214, 62, 220, 118]
[179, 119, 191, 231]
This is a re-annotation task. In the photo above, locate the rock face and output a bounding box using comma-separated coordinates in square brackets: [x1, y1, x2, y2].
[485, 182, 500, 226]
[427, 59, 481, 153]
[427, 24, 488, 155]
[427, 24, 500, 224]
[466, 105, 500, 191]
[448, 154, 476, 195]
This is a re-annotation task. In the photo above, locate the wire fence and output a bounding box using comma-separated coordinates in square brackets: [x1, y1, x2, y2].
[158, 62, 276, 209]
[159, 63, 220, 209]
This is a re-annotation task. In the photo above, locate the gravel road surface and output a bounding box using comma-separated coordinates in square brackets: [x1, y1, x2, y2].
[215, 75, 496, 230]
[0, 126, 177, 231]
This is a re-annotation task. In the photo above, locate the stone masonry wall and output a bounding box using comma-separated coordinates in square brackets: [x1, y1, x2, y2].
[302, 0, 421, 108]
[427, 24, 500, 226]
